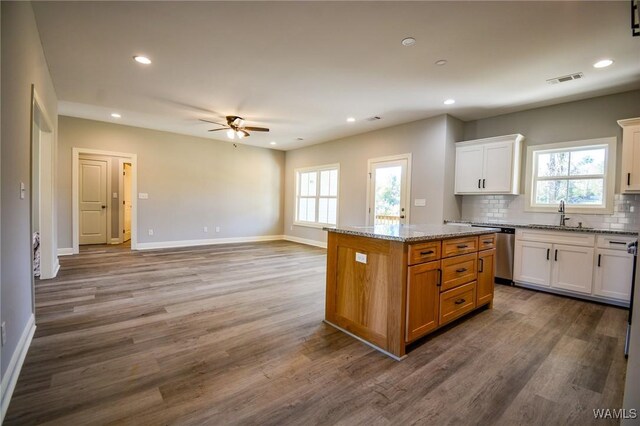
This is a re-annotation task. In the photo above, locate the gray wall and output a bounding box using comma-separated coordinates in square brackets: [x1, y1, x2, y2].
[464, 89, 640, 194]
[284, 114, 462, 243]
[1, 1, 58, 377]
[58, 117, 285, 248]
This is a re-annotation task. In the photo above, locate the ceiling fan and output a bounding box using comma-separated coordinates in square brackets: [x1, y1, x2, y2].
[200, 116, 269, 140]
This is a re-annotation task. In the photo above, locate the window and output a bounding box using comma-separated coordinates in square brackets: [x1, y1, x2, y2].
[295, 164, 339, 227]
[525, 137, 616, 213]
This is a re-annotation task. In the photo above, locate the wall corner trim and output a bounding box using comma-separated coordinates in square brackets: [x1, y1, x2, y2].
[135, 235, 286, 251]
[1, 314, 36, 423]
[283, 235, 328, 249]
[57, 248, 75, 256]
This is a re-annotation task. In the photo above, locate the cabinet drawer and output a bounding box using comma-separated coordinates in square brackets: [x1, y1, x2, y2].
[441, 252, 478, 292]
[408, 241, 441, 265]
[478, 234, 497, 250]
[442, 236, 478, 258]
[596, 235, 637, 251]
[440, 281, 477, 325]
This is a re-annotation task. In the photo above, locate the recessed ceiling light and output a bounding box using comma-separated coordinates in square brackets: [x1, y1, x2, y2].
[401, 37, 416, 47]
[110, 113, 121, 118]
[346, 117, 356, 122]
[444, 99, 456, 105]
[593, 59, 614, 68]
[435, 59, 448, 66]
[133, 55, 152, 65]
[270, 141, 277, 145]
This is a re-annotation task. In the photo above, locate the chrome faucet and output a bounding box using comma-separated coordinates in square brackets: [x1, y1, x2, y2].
[558, 200, 570, 226]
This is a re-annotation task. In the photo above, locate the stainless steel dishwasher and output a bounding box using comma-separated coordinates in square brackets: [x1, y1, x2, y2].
[473, 225, 515, 284]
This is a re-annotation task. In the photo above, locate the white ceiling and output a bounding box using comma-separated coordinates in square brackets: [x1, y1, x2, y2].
[33, 1, 640, 150]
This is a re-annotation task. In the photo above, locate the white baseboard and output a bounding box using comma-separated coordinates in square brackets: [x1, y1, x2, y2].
[110, 238, 122, 245]
[283, 235, 327, 249]
[135, 235, 286, 251]
[1, 314, 36, 423]
[53, 259, 60, 278]
[57, 248, 74, 256]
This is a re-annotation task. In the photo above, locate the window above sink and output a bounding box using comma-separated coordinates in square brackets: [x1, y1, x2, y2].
[524, 137, 617, 214]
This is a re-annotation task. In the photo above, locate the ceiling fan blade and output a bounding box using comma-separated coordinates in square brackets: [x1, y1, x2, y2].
[243, 126, 270, 132]
[208, 128, 228, 132]
[200, 118, 227, 126]
[237, 130, 250, 138]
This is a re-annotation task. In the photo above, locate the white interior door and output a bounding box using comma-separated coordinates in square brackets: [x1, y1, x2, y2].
[79, 158, 108, 245]
[368, 157, 409, 226]
[123, 163, 132, 242]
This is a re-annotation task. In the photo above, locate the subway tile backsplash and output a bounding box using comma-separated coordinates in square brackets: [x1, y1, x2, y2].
[460, 194, 640, 231]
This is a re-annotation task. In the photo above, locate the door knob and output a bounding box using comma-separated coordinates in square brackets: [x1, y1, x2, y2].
[400, 215, 405, 219]
[101, 205, 106, 209]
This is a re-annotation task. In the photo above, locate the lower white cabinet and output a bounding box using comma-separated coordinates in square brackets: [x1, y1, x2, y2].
[514, 241, 594, 293]
[514, 240, 552, 286]
[514, 229, 635, 306]
[550, 244, 594, 294]
[593, 248, 634, 301]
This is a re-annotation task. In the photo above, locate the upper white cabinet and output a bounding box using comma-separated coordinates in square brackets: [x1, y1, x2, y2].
[454, 134, 524, 195]
[618, 117, 640, 193]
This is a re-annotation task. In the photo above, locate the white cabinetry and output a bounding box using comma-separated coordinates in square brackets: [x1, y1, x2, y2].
[514, 229, 634, 306]
[551, 244, 594, 294]
[514, 240, 552, 286]
[593, 235, 636, 302]
[618, 117, 640, 193]
[454, 134, 524, 195]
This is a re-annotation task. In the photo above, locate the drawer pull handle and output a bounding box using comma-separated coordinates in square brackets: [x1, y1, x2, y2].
[420, 250, 435, 255]
[454, 298, 466, 305]
[456, 244, 468, 249]
[598, 254, 601, 267]
[482, 240, 493, 244]
[610, 241, 627, 245]
[455, 268, 467, 273]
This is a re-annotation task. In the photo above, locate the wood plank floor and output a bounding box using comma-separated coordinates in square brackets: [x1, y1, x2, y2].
[4, 241, 628, 425]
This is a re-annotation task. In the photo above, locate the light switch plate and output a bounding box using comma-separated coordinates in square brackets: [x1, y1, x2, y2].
[138, 193, 149, 199]
[113, 192, 118, 199]
[414, 198, 426, 207]
[355, 252, 367, 264]
[20, 182, 25, 199]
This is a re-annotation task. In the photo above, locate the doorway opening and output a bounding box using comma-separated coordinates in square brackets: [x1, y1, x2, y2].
[31, 86, 57, 284]
[367, 154, 412, 226]
[72, 148, 137, 253]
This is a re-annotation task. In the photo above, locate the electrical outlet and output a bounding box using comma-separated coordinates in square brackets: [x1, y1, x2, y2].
[1, 322, 6, 346]
[215, 226, 220, 233]
[20, 182, 25, 200]
[113, 192, 118, 199]
[148, 229, 154, 236]
[203, 226, 208, 233]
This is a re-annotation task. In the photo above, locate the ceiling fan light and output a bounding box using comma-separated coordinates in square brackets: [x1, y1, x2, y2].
[237, 130, 245, 139]
[227, 129, 235, 139]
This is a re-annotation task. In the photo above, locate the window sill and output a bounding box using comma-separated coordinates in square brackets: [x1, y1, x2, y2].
[525, 205, 613, 215]
[293, 222, 336, 229]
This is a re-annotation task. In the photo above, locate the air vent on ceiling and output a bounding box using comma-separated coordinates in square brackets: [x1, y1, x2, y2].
[547, 72, 584, 85]
[366, 116, 382, 121]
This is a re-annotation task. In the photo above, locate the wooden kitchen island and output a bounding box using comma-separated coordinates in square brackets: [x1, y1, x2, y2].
[324, 224, 499, 360]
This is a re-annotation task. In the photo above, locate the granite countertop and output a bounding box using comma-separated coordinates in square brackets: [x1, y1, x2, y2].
[323, 224, 500, 243]
[444, 220, 639, 236]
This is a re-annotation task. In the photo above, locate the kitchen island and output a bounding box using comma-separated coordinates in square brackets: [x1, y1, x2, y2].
[324, 224, 499, 359]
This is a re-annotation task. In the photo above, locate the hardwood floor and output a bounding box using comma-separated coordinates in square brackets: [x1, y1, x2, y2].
[5, 241, 628, 425]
